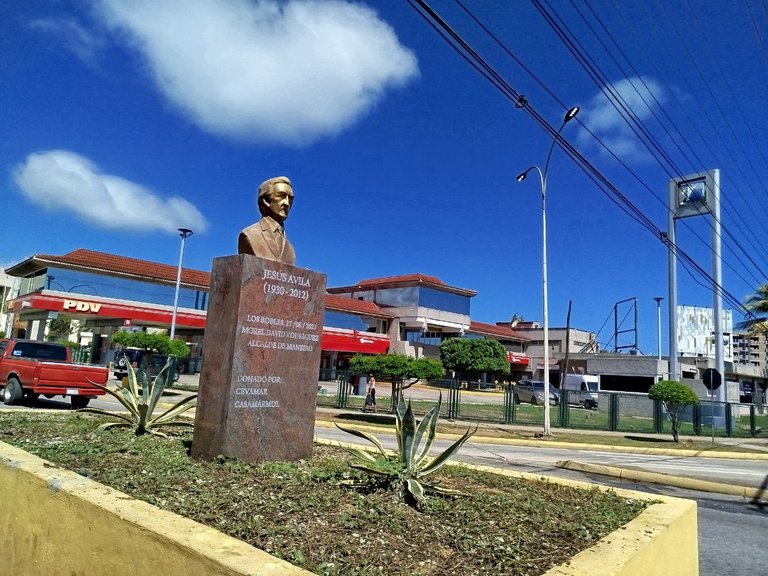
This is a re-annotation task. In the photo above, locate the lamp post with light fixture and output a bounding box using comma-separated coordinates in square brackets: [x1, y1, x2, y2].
[516, 106, 579, 436]
[170, 228, 193, 339]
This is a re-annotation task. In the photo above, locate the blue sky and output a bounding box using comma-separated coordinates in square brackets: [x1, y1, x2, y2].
[2, 0, 767, 355]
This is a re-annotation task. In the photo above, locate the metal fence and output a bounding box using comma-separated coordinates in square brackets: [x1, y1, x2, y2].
[317, 372, 768, 439]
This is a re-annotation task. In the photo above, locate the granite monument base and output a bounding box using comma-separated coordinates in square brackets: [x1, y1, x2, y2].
[192, 254, 326, 463]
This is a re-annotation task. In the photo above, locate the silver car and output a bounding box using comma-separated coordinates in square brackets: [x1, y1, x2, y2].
[514, 380, 559, 406]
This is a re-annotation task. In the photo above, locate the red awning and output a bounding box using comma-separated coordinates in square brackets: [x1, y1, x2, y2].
[507, 352, 530, 365]
[10, 293, 393, 353]
[8, 293, 207, 329]
[321, 329, 390, 354]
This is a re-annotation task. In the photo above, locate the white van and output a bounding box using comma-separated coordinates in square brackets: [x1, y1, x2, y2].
[563, 374, 600, 409]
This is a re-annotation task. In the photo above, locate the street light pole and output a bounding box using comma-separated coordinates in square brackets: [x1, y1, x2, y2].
[653, 297, 663, 361]
[653, 296, 664, 381]
[170, 228, 193, 339]
[516, 106, 579, 436]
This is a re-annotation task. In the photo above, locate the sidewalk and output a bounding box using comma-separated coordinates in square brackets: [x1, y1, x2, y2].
[171, 372, 768, 453]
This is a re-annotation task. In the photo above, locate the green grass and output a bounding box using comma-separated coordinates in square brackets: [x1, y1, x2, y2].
[1, 411, 651, 576]
[319, 389, 768, 443]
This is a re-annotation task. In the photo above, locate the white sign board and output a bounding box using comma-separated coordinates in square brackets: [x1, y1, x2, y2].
[676, 305, 732, 361]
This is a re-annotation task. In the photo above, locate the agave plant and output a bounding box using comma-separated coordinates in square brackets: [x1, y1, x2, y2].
[81, 358, 197, 437]
[335, 392, 476, 505]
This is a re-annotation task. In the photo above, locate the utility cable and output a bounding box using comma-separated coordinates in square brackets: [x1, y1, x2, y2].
[533, 0, 768, 286]
[407, 0, 757, 321]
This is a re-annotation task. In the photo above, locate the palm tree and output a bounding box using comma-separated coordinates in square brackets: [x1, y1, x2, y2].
[738, 284, 768, 332]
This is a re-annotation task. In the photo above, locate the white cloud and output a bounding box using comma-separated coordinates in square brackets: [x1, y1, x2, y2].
[93, 0, 419, 145]
[13, 151, 208, 234]
[578, 76, 667, 160]
[29, 17, 106, 67]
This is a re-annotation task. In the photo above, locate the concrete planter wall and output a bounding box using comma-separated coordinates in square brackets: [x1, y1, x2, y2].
[0, 440, 698, 576]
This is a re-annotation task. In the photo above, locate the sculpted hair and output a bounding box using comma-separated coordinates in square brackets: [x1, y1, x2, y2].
[258, 176, 292, 216]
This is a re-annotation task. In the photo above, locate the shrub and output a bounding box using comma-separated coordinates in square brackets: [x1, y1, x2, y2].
[82, 359, 196, 437]
[336, 392, 476, 507]
[648, 380, 699, 442]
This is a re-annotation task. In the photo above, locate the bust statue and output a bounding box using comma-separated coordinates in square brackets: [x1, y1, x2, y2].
[238, 176, 296, 265]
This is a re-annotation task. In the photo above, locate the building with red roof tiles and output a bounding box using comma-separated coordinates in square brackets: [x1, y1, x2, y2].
[3, 249, 530, 377]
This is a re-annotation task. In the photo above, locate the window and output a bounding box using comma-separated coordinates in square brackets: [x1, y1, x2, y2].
[404, 329, 445, 346]
[36, 267, 209, 310]
[418, 288, 470, 315]
[11, 341, 68, 361]
[323, 311, 369, 331]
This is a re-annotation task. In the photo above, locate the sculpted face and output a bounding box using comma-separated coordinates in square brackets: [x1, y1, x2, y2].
[262, 182, 294, 224]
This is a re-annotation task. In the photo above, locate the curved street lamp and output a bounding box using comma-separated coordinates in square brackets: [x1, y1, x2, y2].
[516, 106, 579, 436]
[170, 228, 193, 339]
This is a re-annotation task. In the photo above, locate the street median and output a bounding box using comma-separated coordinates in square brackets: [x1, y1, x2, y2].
[1, 439, 697, 576]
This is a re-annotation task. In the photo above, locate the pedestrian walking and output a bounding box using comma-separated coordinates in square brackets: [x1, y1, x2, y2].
[365, 373, 377, 413]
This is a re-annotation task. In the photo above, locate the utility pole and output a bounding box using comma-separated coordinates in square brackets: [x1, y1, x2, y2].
[560, 300, 572, 389]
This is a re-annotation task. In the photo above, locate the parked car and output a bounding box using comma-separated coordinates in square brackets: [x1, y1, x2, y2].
[514, 379, 559, 406]
[0, 338, 109, 408]
[112, 348, 182, 382]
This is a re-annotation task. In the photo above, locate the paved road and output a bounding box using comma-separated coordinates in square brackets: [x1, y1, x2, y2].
[318, 424, 768, 490]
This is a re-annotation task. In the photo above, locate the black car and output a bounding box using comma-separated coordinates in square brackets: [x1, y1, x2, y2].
[112, 349, 182, 382]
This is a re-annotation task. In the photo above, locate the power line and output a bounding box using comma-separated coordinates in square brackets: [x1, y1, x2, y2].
[406, 0, 757, 321]
[532, 0, 768, 287]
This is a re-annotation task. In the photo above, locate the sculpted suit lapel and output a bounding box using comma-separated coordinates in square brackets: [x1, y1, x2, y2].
[258, 219, 283, 261]
[238, 217, 296, 265]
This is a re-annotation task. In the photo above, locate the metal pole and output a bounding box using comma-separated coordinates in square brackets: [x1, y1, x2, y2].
[540, 167, 550, 435]
[667, 181, 678, 381]
[170, 228, 193, 339]
[516, 106, 579, 436]
[653, 297, 663, 360]
[711, 169, 724, 402]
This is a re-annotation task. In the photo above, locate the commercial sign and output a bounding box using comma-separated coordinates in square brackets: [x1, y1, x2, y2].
[7, 293, 207, 328]
[321, 329, 390, 354]
[676, 305, 733, 361]
[507, 352, 530, 365]
[62, 299, 102, 313]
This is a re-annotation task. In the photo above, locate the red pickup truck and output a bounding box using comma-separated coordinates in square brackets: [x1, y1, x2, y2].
[0, 339, 109, 409]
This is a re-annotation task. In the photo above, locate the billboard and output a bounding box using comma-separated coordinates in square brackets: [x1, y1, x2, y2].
[676, 305, 732, 361]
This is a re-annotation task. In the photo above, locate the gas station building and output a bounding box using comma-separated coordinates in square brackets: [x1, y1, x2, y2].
[3, 249, 531, 376]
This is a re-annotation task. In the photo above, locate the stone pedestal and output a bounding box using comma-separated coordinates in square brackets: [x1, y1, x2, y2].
[192, 255, 326, 463]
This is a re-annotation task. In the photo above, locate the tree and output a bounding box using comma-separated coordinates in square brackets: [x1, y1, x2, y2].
[439, 338, 509, 381]
[648, 380, 699, 443]
[348, 353, 444, 406]
[738, 283, 768, 332]
[349, 353, 443, 387]
[112, 331, 190, 358]
[48, 317, 73, 341]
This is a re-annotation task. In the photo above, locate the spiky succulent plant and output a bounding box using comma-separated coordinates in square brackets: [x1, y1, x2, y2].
[336, 392, 476, 505]
[82, 359, 196, 437]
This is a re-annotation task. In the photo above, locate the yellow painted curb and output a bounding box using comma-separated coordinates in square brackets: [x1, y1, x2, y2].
[0, 440, 311, 576]
[556, 459, 768, 501]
